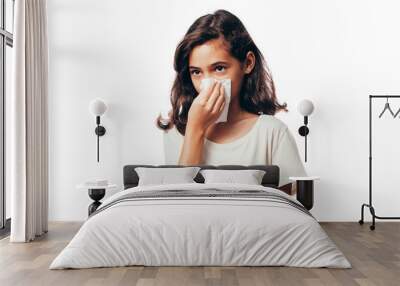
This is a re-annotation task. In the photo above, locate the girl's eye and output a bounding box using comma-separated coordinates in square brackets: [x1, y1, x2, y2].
[190, 70, 201, 76]
[215, 66, 226, 72]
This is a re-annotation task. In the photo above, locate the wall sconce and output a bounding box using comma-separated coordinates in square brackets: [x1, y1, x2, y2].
[89, 98, 107, 162]
[297, 99, 315, 162]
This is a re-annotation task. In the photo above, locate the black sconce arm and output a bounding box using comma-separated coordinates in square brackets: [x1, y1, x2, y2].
[94, 116, 106, 162]
[298, 116, 310, 162]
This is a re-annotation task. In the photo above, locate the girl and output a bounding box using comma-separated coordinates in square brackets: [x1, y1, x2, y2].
[157, 9, 307, 194]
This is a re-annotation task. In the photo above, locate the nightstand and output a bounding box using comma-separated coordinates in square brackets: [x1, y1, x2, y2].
[289, 176, 320, 210]
[77, 183, 117, 216]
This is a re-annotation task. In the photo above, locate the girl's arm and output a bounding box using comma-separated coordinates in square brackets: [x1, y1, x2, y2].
[178, 123, 206, 165]
[178, 81, 225, 165]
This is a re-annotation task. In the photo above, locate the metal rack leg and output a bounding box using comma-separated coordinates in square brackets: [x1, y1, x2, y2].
[359, 204, 366, 225]
[359, 202, 400, 230]
[359, 203, 376, 230]
[369, 206, 376, 231]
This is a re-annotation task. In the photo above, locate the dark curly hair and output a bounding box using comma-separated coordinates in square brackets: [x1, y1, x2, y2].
[157, 9, 287, 135]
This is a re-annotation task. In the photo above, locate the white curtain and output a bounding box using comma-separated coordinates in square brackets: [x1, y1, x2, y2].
[9, 0, 48, 242]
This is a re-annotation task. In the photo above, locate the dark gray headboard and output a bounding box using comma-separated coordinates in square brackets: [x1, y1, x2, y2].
[123, 165, 280, 189]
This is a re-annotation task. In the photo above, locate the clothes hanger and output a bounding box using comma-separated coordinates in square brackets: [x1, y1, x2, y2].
[378, 97, 395, 118]
[394, 105, 400, 118]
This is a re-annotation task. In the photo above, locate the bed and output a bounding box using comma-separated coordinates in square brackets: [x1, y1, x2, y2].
[49, 164, 351, 269]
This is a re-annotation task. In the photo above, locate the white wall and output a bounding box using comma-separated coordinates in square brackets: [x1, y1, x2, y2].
[47, 0, 400, 221]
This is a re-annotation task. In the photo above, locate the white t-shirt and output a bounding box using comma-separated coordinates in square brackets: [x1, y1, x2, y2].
[163, 114, 307, 187]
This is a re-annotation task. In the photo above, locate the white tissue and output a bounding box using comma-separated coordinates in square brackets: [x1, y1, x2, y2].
[200, 78, 231, 123]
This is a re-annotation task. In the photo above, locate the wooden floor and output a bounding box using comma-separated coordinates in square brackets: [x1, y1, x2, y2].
[0, 222, 399, 286]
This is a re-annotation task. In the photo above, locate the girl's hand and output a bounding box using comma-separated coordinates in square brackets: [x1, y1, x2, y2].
[187, 81, 226, 134]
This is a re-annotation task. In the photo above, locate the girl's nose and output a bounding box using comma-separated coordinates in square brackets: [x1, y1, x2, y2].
[202, 71, 214, 79]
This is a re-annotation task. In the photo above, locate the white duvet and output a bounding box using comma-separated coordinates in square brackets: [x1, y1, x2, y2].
[50, 183, 351, 269]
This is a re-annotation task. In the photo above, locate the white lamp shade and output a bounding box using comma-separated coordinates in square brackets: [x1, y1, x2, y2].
[297, 99, 314, 116]
[89, 98, 107, 116]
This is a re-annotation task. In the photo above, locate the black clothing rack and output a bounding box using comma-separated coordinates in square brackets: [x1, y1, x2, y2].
[359, 95, 400, 230]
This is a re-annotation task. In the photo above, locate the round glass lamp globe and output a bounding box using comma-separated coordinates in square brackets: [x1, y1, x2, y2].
[297, 99, 314, 116]
[89, 99, 107, 116]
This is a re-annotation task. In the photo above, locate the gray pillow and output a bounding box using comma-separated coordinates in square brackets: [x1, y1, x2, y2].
[200, 169, 266, 185]
[135, 167, 201, 186]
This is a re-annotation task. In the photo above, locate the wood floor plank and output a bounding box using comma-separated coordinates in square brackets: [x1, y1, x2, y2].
[0, 222, 399, 286]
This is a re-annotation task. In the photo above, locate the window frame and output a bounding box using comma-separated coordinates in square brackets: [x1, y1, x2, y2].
[0, 0, 14, 232]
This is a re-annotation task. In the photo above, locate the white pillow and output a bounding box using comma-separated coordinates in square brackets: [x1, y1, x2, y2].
[135, 167, 201, 186]
[200, 169, 266, 185]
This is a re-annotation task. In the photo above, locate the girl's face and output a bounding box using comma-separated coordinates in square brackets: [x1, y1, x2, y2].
[188, 37, 255, 100]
